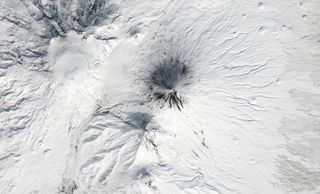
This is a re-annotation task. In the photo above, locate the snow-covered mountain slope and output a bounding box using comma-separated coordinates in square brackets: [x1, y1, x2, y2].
[1, 0, 320, 193]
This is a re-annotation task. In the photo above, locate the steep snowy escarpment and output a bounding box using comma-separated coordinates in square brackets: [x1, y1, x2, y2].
[1, 0, 320, 193]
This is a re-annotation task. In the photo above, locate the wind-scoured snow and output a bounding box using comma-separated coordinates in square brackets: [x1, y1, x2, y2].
[0, 0, 320, 193]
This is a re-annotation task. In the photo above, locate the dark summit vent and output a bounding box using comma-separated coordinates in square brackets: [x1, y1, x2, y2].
[148, 57, 191, 110]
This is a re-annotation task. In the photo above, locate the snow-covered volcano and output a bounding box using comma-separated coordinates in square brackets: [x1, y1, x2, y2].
[1, 0, 320, 193]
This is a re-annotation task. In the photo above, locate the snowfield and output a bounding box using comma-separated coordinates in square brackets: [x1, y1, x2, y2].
[0, 0, 320, 193]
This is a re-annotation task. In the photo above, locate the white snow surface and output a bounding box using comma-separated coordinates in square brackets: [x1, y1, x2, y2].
[1, 0, 320, 193]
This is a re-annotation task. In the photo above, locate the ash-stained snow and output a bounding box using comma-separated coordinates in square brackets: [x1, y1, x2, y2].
[1, 0, 320, 193]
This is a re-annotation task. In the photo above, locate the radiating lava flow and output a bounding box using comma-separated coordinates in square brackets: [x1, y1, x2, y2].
[0, 0, 320, 194]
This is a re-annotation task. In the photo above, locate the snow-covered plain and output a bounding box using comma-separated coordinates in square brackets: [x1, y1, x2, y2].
[1, 0, 320, 193]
